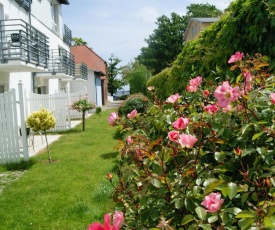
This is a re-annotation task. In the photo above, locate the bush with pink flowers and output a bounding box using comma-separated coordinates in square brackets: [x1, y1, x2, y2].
[108, 53, 275, 229]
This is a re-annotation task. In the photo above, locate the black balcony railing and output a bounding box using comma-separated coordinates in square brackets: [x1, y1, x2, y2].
[48, 49, 75, 76]
[15, 0, 32, 12]
[63, 24, 72, 46]
[75, 62, 88, 80]
[0, 19, 49, 68]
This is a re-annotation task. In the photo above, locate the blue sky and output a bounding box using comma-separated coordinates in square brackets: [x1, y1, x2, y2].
[63, 0, 231, 66]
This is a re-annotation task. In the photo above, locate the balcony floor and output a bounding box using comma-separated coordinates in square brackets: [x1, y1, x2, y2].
[0, 60, 47, 72]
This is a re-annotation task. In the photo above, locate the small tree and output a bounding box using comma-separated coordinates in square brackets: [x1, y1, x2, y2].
[70, 96, 96, 131]
[26, 108, 56, 163]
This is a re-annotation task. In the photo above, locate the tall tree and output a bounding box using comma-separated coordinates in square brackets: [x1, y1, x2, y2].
[107, 54, 124, 96]
[137, 13, 186, 75]
[121, 62, 151, 95]
[186, 3, 222, 19]
[137, 4, 223, 76]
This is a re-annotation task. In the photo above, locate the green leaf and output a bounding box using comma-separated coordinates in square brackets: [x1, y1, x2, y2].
[214, 151, 225, 163]
[195, 206, 207, 220]
[204, 179, 224, 195]
[267, 206, 275, 217]
[241, 193, 249, 204]
[182, 214, 195, 225]
[151, 178, 162, 188]
[252, 132, 264, 141]
[236, 210, 254, 218]
[208, 215, 218, 223]
[225, 207, 242, 215]
[264, 216, 275, 228]
[238, 218, 254, 229]
[228, 182, 238, 200]
[241, 124, 250, 135]
[198, 224, 212, 230]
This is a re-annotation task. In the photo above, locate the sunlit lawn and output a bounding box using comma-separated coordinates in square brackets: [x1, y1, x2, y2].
[0, 110, 119, 230]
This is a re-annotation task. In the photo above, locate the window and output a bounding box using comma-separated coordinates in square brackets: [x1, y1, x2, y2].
[0, 85, 4, 94]
[51, 1, 59, 34]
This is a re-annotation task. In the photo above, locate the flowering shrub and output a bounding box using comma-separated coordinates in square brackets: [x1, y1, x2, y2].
[109, 53, 275, 229]
[70, 96, 96, 131]
[70, 96, 96, 113]
[26, 108, 56, 162]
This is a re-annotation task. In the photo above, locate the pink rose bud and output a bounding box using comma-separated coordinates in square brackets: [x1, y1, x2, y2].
[204, 104, 219, 114]
[201, 192, 224, 213]
[271, 93, 275, 105]
[168, 130, 179, 142]
[126, 136, 133, 144]
[127, 109, 137, 119]
[203, 90, 210, 97]
[186, 84, 198, 92]
[189, 76, 202, 86]
[108, 112, 118, 126]
[113, 211, 124, 229]
[172, 117, 190, 130]
[178, 134, 198, 148]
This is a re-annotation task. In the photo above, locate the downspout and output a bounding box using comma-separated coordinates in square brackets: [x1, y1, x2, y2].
[94, 72, 98, 106]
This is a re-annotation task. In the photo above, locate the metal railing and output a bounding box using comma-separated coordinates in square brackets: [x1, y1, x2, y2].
[48, 49, 75, 76]
[15, 0, 32, 12]
[63, 24, 72, 46]
[75, 62, 88, 80]
[0, 19, 49, 68]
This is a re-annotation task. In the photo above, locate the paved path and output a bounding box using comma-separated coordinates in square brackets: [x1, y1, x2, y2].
[28, 100, 123, 157]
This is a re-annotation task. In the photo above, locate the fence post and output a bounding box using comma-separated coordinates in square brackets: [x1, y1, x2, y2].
[18, 81, 29, 162]
[66, 84, 71, 129]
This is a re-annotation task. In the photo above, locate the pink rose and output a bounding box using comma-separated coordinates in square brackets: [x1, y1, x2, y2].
[201, 192, 224, 213]
[168, 130, 179, 142]
[228, 51, 244, 63]
[186, 85, 198, 92]
[113, 211, 124, 230]
[214, 81, 239, 108]
[271, 93, 275, 105]
[178, 134, 198, 148]
[186, 76, 203, 92]
[189, 76, 202, 86]
[108, 112, 118, 126]
[172, 117, 190, 130]
[127, 109, 137, 119]
[204, 104, 219, 114]
[166, 93, 180, 103]
[126, 136, 133, 144]
[87, 211, 124, 230]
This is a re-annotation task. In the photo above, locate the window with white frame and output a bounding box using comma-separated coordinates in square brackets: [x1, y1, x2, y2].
[51, 0, 59, 34]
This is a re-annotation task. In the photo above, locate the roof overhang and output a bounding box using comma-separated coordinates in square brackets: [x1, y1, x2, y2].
[35, 72, 74, 80]
[58, 0, 69, 5]
[94, 70, 106, 76]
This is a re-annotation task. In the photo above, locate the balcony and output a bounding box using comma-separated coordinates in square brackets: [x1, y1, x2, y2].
[35, 49, 75, 80]
[15, 0, 32, 12]
[63, 24, 72, 46]
[73, 62, 88, 81]
[0, 19, 49, 72]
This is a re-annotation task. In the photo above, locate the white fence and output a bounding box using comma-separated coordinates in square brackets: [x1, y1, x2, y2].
[0, 83, 29, 164]
[28, 89, 86, 131]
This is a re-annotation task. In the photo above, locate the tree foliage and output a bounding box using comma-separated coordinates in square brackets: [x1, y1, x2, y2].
[107, 54, 124, 96]
[137, 4, 223, 76]
[72, 37, 87, 46]
[121, 62, 151, 95]
[147, 0, 275, 100]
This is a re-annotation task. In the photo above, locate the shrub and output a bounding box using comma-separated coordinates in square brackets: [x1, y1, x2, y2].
[117, 94, 148, 117]
[108, 53, 275, 229]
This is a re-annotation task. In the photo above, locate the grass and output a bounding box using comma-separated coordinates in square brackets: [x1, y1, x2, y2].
[0, 109, 120, 230]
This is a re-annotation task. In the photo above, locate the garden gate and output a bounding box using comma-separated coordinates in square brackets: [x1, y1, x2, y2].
[0, 82, 29, 164]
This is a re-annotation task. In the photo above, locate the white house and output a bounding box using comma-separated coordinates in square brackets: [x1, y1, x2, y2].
[0, 0, 88, 96]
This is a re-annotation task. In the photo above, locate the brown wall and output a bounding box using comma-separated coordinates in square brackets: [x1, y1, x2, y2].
[70, 46, 108, 105]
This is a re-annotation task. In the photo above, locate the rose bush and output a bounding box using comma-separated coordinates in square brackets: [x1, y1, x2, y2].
[108, 53, 275, 229]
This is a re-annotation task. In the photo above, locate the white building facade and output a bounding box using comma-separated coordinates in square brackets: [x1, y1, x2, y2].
[0, 0, 88, 96]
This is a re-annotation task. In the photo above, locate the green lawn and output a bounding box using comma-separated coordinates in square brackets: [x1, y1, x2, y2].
[0, 110, 119, 230]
